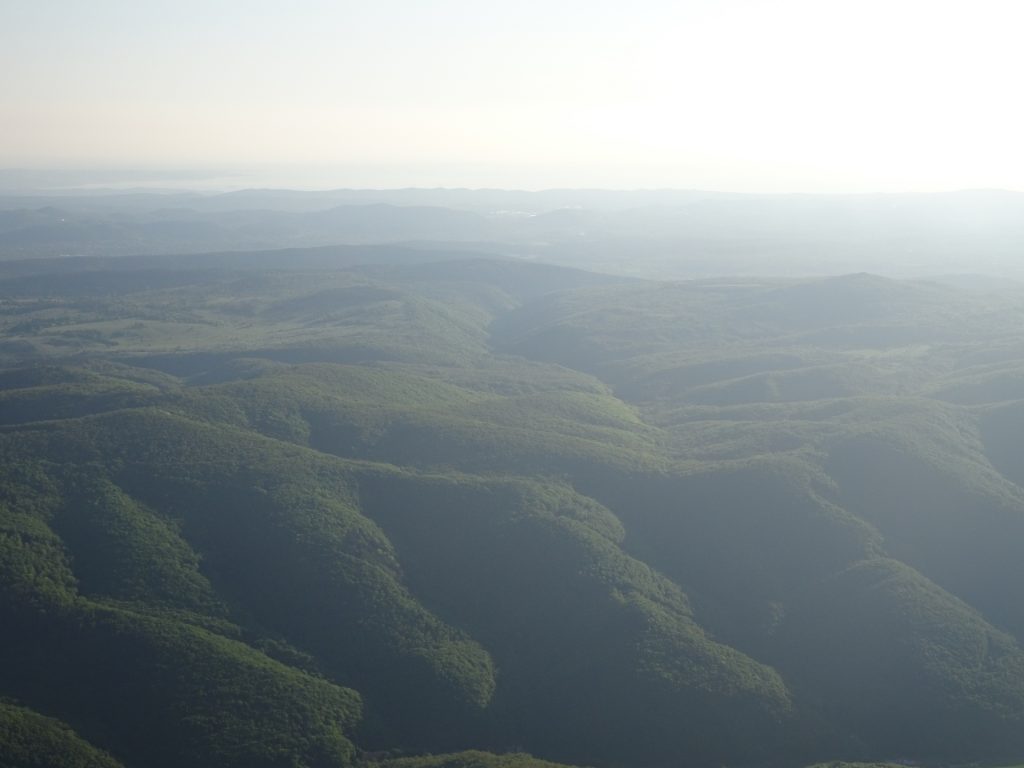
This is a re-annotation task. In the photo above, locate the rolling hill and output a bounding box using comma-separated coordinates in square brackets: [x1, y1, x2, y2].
[3, 248, 1024, 767]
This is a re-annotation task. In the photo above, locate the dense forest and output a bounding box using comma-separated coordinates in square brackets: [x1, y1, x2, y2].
[3, 193, 1024, 768]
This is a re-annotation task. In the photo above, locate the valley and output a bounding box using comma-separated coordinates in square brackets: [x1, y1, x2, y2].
[3, 241, 1024, 767]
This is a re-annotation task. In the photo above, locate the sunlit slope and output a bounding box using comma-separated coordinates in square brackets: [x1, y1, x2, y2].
[490, 273, 1023, 400]
[0, 403, 788, 766]
[822, 404, 1024, 641]
[0, 268, 494, 369]
[481, 268, 1024, 760]
[1, 411, 496, 750]
[180, 362, 666, 475]
[6, 359, 1024, 764]
[0, 701, 125, 768]
[0, 255, 622, 370]
[356, 468, 791, 766]
[1, 499, 362, 768]
[5, 256, 1024, 765]
[776, 556, 1024, 760]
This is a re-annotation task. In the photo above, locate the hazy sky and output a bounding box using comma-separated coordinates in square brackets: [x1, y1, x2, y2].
[3, 0, 1023, 192]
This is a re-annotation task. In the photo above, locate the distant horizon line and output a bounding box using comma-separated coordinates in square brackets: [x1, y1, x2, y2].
[1, 179, 1020, 199]
[1, 166, 1022, 198]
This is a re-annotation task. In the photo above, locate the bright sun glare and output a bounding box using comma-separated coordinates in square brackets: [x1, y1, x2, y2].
[2, 0, 1023, 191]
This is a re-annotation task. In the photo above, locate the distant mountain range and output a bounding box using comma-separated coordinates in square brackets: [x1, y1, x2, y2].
[2, 188, 1024, 280]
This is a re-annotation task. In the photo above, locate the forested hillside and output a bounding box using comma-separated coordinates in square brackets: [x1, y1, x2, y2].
[3, 248, 1024, 768]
